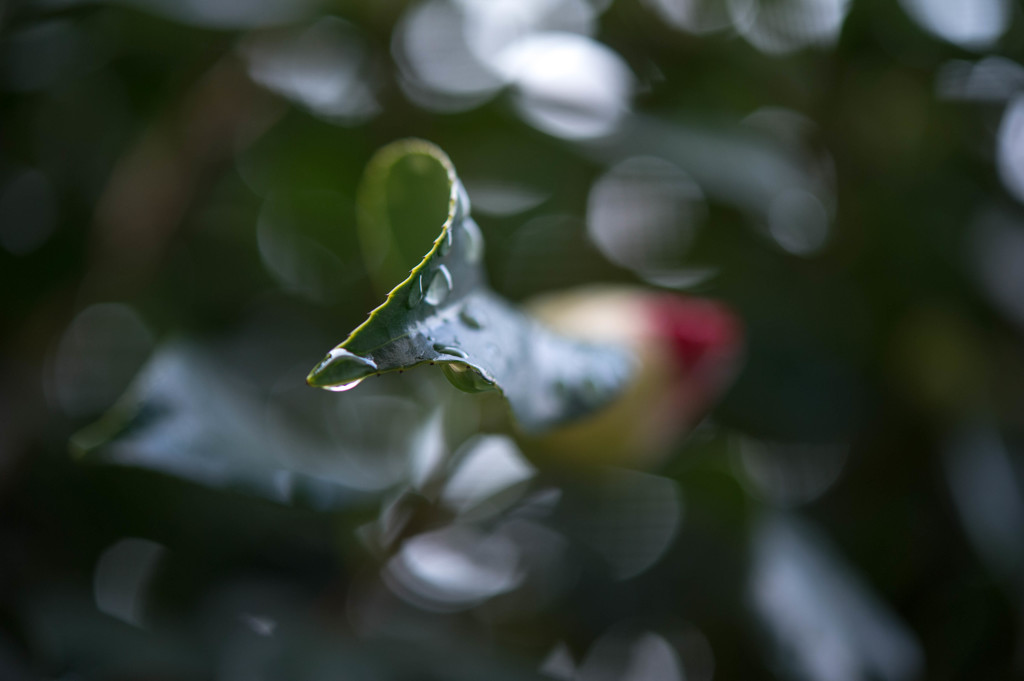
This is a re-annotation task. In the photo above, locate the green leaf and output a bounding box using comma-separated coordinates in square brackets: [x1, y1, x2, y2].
[307, 139, 635, 433]
[70, 341, 433, 507]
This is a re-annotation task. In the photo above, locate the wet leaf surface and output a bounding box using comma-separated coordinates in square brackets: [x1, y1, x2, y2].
[307, 140, 635, 433]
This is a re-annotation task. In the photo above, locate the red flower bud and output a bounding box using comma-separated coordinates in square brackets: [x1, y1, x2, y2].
[523, 287, 744, 468]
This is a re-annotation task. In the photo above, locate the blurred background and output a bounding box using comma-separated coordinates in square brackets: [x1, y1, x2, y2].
[3, 0, 1024, 678]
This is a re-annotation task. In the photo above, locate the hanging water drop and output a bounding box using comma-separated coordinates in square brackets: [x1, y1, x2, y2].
[424, 265, 452, 305]
[459, 302, 486, 329]
[432, 342, 468, 359]
[408, 274, 424, 308]
[456, 182, 471, 219]
[441, 362, 497, 394]
[461, 218, 484, 264]
[307, 347, 378, 391]
[324, 377, 366, 392]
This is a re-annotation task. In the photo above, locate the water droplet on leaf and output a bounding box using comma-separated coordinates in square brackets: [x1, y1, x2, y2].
[307, 347, 377, 391]
[324, 377, 366, 392]
[455, 182, 471, 221]
[432, 343, 468, 359]
[424, 265, 452, 305]
[442, 362, 496, 394]
[461, 218, 484, 264]
[459, 302, 486, 329]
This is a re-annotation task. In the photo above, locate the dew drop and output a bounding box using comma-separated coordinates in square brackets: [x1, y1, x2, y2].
[408, 274, 424, 308]
[457, 183, 471, 216]
[308, 347, 378, 392]
[441, 362, 496, 394]
[424, 265, 453, 305]
[329, 347, 372, 363]
[459, 302, 486, 329]
[324, 377, 365, 392]
[432, 342, 468, 359]
[461, 218, 484, 264]
[439, 227, 453, 256]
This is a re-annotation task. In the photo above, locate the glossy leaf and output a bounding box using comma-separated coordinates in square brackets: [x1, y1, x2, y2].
[307, 140, 636, 433]
[71, 342, 433, 507]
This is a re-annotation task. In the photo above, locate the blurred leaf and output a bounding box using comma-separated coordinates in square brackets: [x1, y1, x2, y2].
[943, 424, 1024, 585]
[750, 513, 923, 681]
[555, 468, 684, 581]
[70, 341, 412, 508]
[307, 140, 635, 433]
[21, 581, 549, 681]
